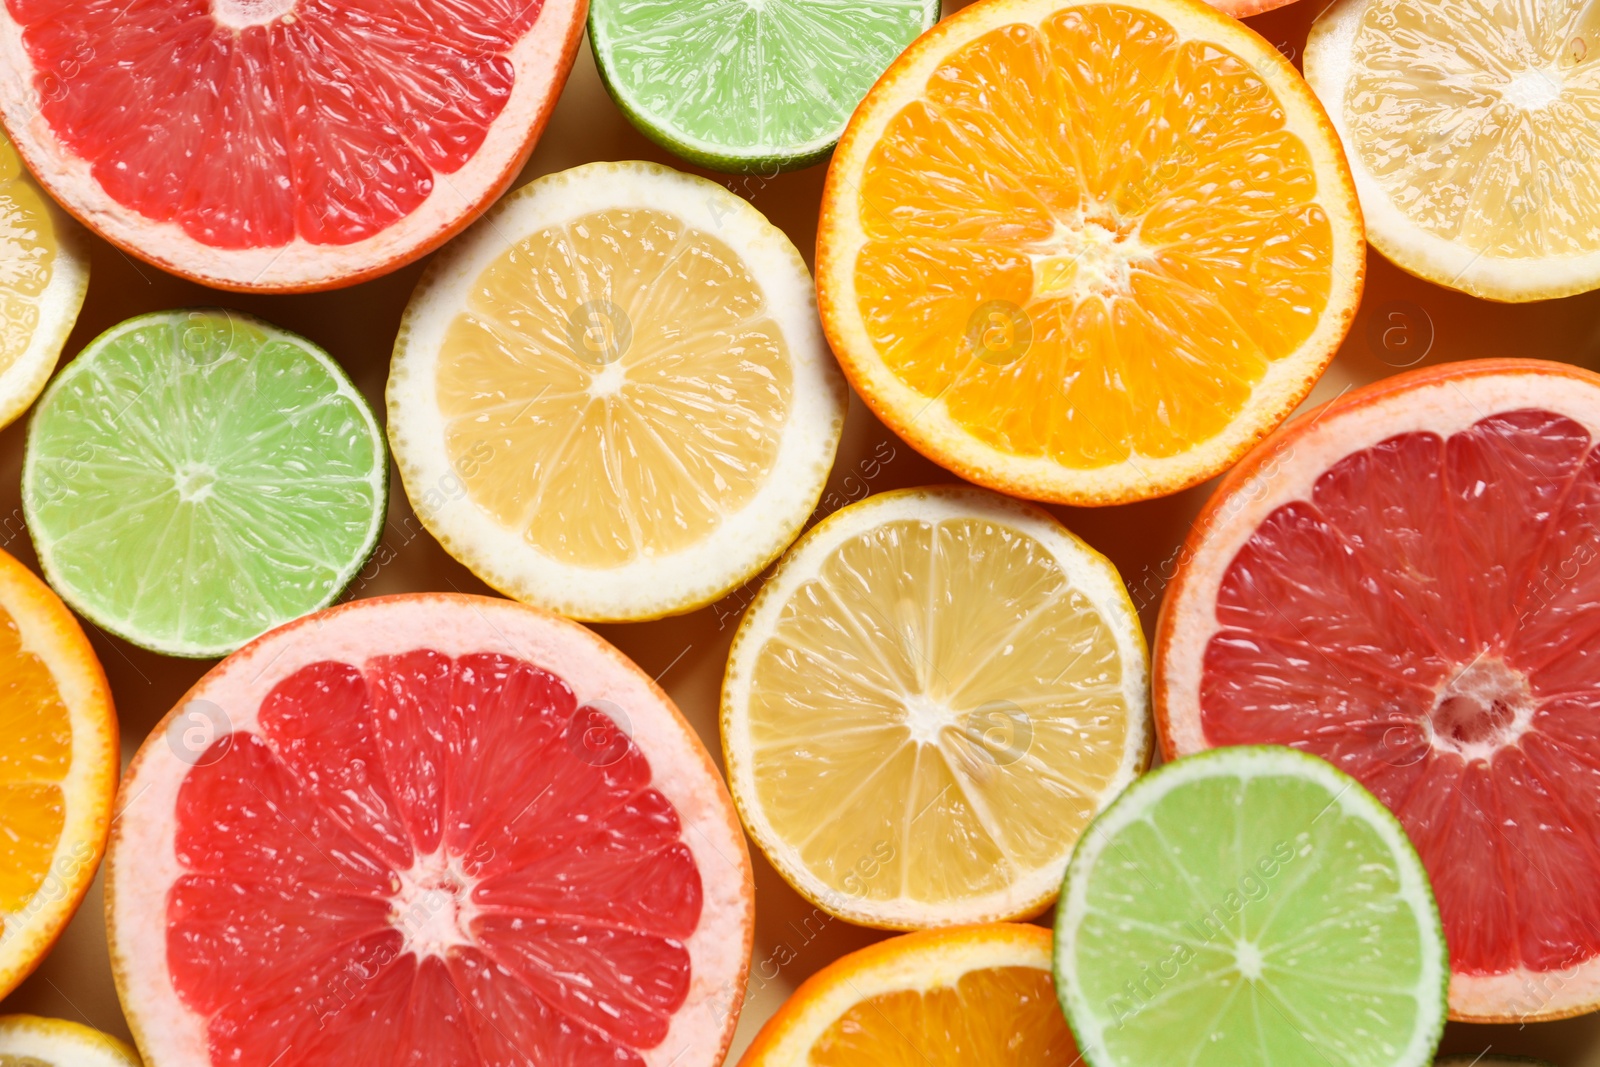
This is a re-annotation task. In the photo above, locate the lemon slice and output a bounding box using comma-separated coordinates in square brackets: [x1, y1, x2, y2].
[388, 161, 846, 621]
[0, 128, 87, 430]
[0, 1016, 139, 1067]
[722, 485, 1149, 928]
[1306, 0, 1600, 300]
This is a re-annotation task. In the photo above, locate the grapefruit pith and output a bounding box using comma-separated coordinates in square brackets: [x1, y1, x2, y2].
[1157, 359, 1600, 1022]
[0, 0, 587, 291]
[107, 594, 753, 1066]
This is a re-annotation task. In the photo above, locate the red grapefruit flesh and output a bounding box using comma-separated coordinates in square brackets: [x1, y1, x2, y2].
[1157, 359, 1600, 1023]
[108, 594, 753, 1066]
[0, 0, 585, 291]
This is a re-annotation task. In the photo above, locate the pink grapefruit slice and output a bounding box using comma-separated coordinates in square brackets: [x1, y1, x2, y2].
[106, 593, 753, 1066]
[1157, 359, 1600, 1023]
[0, 0, 586, 292]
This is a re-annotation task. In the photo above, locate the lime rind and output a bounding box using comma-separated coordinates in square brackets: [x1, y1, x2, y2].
[22, 309, 388, 658]
[588, 0, 938, 172]
[1054, 745, 1448, 1067]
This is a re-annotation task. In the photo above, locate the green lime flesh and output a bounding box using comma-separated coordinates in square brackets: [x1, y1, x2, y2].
[1055, 745, 1448, 1067]
[588, 0, 937, 172]
[23, 310, 387, 658]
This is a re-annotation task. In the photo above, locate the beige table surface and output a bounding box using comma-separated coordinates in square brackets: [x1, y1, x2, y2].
[2, 2, 1600, 1063]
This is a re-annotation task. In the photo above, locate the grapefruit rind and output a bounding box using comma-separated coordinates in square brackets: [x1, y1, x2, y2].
[0, 0, 587, 293]
[1304, 0, 1600, 303]
[106, 593, 754, 1067]
[388, 160, 847, 622]
[722, 485, 1151, 929]
[0, 549, 117, 1002]
[1155, 360, 1600, 1023]
[816, 0, 1365, 506]
[736, 924, 1054, 1066]
[1054, 745, 1449, 1067]
[0, 1014, 141, 1066]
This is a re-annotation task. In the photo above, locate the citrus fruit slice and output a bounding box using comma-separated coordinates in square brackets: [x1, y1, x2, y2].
[22, 309, 386, 658]
[0, 546, 117, 1001]
[1055, 746, 1448, 1067]
[1156, 359, 1600, 1022]
[389, 160, 846, 622]
[1306, 0, 1600, 301]
[0, 125, 86, 432]
[0, 1015, 140, 1067]
[722, 485, 1149, 928]
[738, 923, 1076, 1065]
[588, 0, 938, 172]
[1437, 1059, 1555, 1067]
[816, 0, 1364, 506]
[107, 593, 754, 1067]
[0, 0, 586, 292]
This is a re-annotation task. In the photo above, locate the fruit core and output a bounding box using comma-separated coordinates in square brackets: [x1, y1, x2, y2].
[210, 0, 296, 30]
[1429, 657, 1533, 757]
[390, 851, 476, 958]
[1500, 67, 1564, 111]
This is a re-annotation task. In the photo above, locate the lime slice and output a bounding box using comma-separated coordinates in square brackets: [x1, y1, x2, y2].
[23, 310, 387, 658]
[588, 0, 938, 172]
[1436, 1058, 1555, 1066]
[1055, 745, 1447, 1067]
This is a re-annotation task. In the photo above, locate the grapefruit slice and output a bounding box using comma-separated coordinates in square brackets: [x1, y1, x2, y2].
[0, 545, 117, 1002]
[737, 924, 1077, 1065]
[0, 1015, 140, 1067]
[1156, 359, 1600, 1023]
[107, 593, 753, 1067]
[0, 0, 586, 292]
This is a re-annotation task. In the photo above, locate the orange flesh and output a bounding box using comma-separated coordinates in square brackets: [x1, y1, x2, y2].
[809, 965, 1077, 1064]
[0, 606, 70, 917]
[854, 5, 1333, 467]
[437, 207, 792, 568]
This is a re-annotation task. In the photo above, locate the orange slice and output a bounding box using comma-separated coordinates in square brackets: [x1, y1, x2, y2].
[817, 0, 1365, 505]
[738, 924, 1075, 1065]
[0, 546, 117, 1000]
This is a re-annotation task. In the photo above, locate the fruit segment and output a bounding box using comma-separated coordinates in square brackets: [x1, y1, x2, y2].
[8, 0, 543, 249]
[167, 651, 703, 1067]
[853, 3, 1334, 469]
[0, 607, 69, 919]
[809, 965, 1075, 1064]
[0, 135, 59, 376]
[1202, 408, 1600, 977]
[437, 207, 792, 568]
